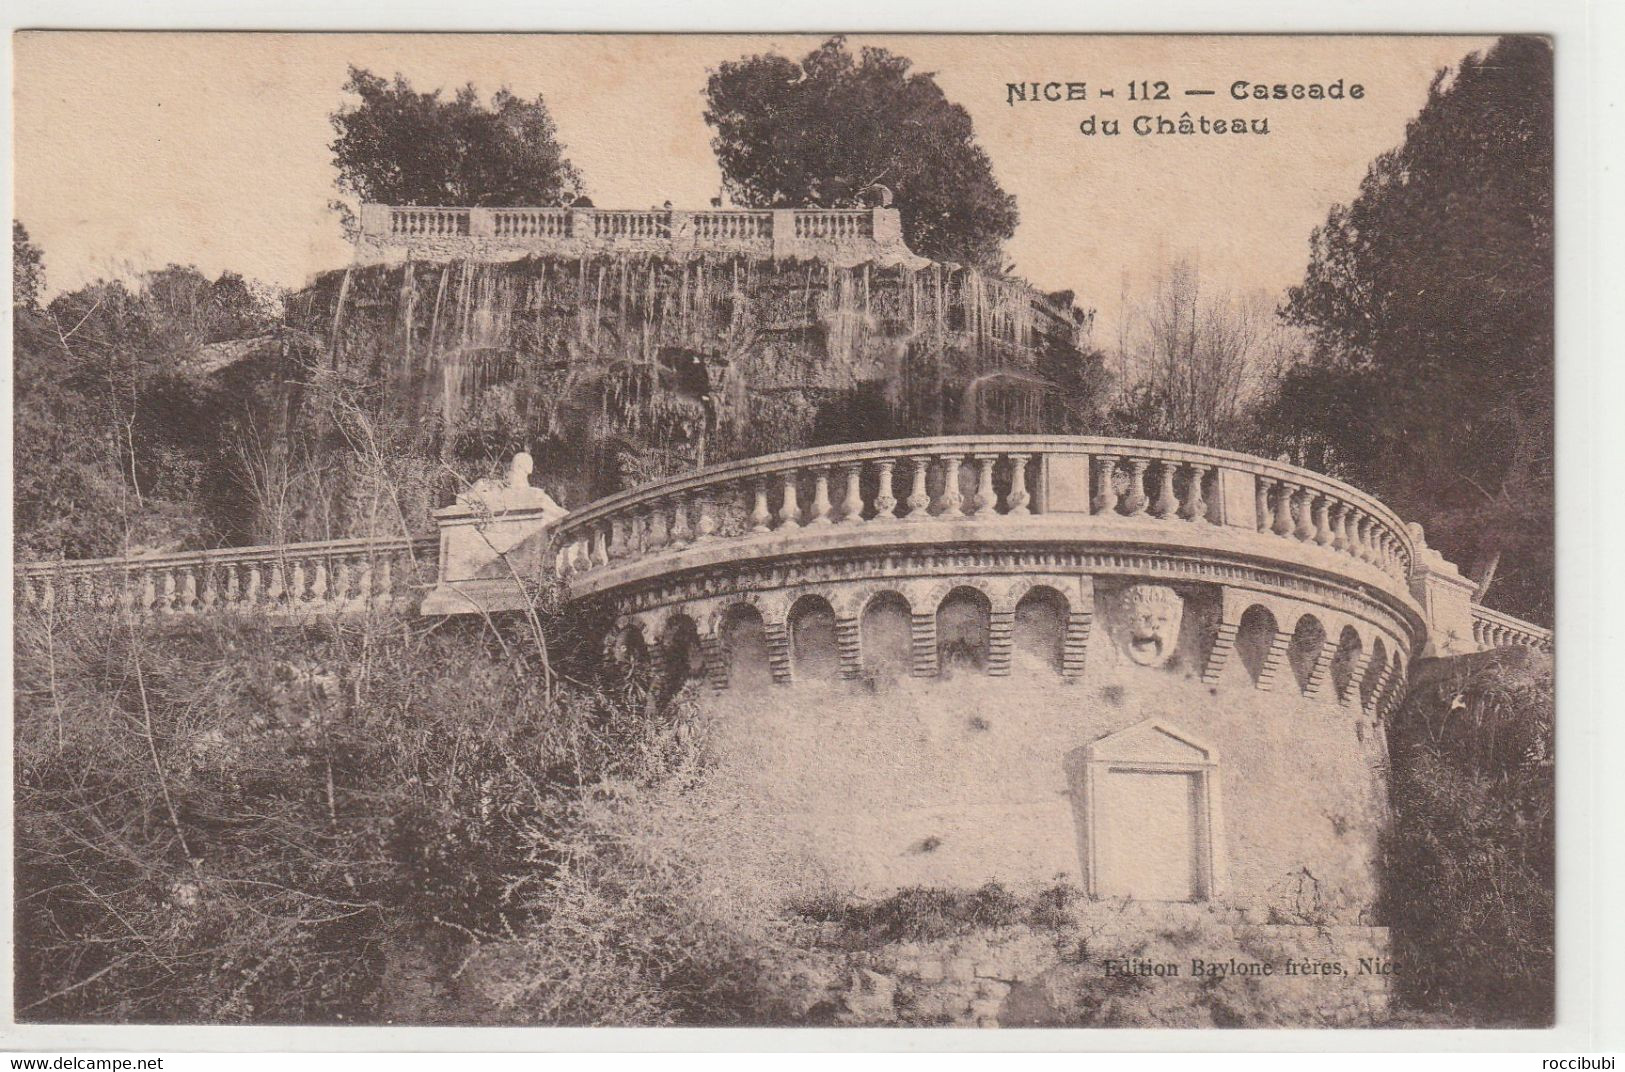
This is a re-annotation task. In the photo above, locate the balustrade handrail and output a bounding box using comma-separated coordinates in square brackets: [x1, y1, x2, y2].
[17, 534, 436, 577]
[552, 435, 1415, 558]
[1470, 603, 1553, 647]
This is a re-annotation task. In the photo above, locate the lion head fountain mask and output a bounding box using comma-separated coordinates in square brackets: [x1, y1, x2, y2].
[1120, 584, 1185, 667]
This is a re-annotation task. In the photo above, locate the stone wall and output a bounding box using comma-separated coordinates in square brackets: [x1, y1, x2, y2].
[807, 906, 1394, 1027]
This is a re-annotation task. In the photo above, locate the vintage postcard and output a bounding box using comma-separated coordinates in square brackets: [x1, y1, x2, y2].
[9, 30, 1559, 1040]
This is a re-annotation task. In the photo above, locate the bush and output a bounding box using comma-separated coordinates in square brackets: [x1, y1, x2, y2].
[1381, 646, 1554, 1025]
[12, 596, 686, 1023]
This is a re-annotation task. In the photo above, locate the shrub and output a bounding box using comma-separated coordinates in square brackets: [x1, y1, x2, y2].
[1381, 646, 1554, 1025]
[12, 595, 683, 1023]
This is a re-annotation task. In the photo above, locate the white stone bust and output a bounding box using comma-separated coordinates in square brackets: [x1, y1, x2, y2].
[457, 452, 566, 517]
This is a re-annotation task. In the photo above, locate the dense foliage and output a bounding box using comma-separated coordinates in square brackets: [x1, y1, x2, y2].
[705, 37, 1018, 269]
[11, 593, 713, 1022]
[1382, 647, 1555, 1025]
[329, 67, 583, 212]
[1272, 36, 1553, 624]
[12, 256, 282, 559]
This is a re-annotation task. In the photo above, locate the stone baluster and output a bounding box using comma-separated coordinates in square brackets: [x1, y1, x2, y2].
[176, 567, 198, 614]
[695, 496, 718, 541]
[1256, 478, 1275, 532]
[644, 503, 669, 551]
[374, 556, 394, 606]
[1180, 464, 1210, 522]
[1353, 514, 1374, 563]
[1293, 488, 1316, 542]
[1093, 455, 1120, 515]
[350, 559, 372, 608]
[156, 569, 177, 615]
[1331, 503, 1350, 553]
[1272, 482, 1296, 537]
[1151, 460, 1180, 519]
[1313, 494, 1335, 547]
[310, 558, 330, 606]
[670, 494, 694, 546]
[267, 561, 288, 605]
[873, 459, 898, 520]
[904, 456, 933, 521]
[807, 468, 834, 526]
[748, 481, 773, 533]
[1122, 458, 1151, 516]
[777, 471, 802, 528]
[590, 525, 610, 567]
[607, 517, 627, 561]
[970, 455, 998, 518]
[1007, 454, 1032, 516]
[199, 565, 218, 612]
[937, 454, 964, 517]
[329, 558, 351, 605]
[838, 464, 863, 523]
[289, 560, 308, 607]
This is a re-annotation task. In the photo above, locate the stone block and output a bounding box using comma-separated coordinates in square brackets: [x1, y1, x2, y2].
[946, 957, 976, 982]
[917, 958, 945, 983]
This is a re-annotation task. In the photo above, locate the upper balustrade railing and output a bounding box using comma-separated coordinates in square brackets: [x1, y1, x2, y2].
[1470, 603, 1554, 653]
[16, 535, 438, 620]
[360, 203, 884, 261]
[550, 435, 1421, 593]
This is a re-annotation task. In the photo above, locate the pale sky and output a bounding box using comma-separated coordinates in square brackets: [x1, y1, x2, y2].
[14, 32, 1494, 317]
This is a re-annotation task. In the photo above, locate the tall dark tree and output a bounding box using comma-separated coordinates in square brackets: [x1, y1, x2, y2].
[704, 38, 1018, 269]
[329, 67, 583, 208]
[1272, 36, 1553, 623]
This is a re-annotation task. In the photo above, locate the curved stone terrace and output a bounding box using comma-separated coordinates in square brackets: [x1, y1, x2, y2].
[15, 435, 1551, 662]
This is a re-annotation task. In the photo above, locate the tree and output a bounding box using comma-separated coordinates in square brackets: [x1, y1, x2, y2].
[1273, 36, 1553, 623]
[14, 221, 44, 310]
[704, 37, 1018, 269]
[329, 67, 583, 209]
[1106, 262, 1298, 448]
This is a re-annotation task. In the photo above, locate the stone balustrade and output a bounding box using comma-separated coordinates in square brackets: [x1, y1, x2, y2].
[357, 203, 902, 266]
[550, 435, 1419, 599]
[1470, 604, 1554, 653]
[15, 536, 437, 620]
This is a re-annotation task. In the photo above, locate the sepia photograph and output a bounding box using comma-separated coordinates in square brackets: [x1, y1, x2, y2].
[8, 28, 1562, 1038]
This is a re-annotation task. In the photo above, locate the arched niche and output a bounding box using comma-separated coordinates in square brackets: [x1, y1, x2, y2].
[1013, 586, 1067, 674]
[660, 613, 706, 691]
[1330, 625, 1363, 702]
[1287, 614, 1328, 694]
[719, 602, 772, 691]
[861, 591, 913, 681]
[936, 586, 991, 675]
[1360, 637, 1389, 711]
[1077, 720, 1223, 903]
[1235, 604, 1278, 685]
[789, 594, 841, 682]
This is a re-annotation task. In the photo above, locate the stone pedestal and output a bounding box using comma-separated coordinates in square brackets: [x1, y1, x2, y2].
[420, 453, 567, 616]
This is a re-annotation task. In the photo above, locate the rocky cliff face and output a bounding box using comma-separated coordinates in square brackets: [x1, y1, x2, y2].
[254, 253, 1097, 543]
